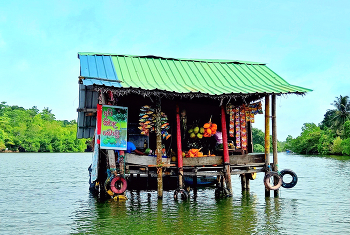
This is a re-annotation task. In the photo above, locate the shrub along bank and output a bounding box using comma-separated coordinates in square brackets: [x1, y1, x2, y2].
[0, 102, 88, 152]
[283, 95, 350, 156]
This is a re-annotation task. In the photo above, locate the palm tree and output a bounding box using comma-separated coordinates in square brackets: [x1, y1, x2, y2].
[331, 95, 350, 131]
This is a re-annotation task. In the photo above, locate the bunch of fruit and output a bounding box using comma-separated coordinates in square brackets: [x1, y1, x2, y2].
[203, 122, 217, 137]
[185, 148, 204, 158]
[188, 126, 204, 139]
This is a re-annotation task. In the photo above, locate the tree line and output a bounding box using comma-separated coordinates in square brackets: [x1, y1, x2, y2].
[284, 95, 350, 155]
[0, 102, 88, 152]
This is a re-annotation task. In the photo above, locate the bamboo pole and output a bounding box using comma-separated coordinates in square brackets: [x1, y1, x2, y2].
[272, 95, 279, 197]
[221, 105, 232, 195]
[265, 95, 271, 197]
[176, 105, 184, 189]
[155, 101, 163, 199]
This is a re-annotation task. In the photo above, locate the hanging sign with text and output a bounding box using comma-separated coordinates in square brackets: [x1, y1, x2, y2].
[100, 105, 128, 150]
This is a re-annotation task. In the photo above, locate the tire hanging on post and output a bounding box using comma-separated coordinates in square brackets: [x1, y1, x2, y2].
[111, 176, 128, 194]
[264, 171, 282, 190]
[280, 169, 298, 188]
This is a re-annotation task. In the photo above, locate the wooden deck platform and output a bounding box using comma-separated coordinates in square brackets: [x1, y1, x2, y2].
[124, 153, 265, 177]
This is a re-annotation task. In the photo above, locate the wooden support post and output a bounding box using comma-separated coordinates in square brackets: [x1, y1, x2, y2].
[247, 121, 253, 153]
[246, 176, 250, 190]
[221, 105, 232, 195]
[107, 151, 116, 170]
[272, 95, 279, 197]
[137, 174, 140, 190]
[156, 102, 163, 199]
[118, 150, 125, 175]
[240, 174, 247, 191]
[176, 104, 184, 189]
[265, 95, 271, 197]
[193, 168, 198, 193]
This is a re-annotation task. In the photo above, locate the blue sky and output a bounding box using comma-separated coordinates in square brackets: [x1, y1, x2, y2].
[1, 0, 349, 141]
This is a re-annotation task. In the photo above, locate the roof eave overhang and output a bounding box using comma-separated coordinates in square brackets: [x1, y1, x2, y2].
[90, 84, 307, 103]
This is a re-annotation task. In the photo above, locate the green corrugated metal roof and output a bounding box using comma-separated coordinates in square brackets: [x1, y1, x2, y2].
[78, 53, 312, 98]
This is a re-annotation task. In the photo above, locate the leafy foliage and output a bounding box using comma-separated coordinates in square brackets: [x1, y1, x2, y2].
[331, 95, 350, 131]
[0, 102, 87, 152]
[284, 95, 350, 156]
[252, 127, 283, 153]
[331, 136, 343, 155]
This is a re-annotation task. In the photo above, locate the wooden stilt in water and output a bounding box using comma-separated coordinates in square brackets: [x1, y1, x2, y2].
[221, 105, 232, 196]
[272, 95, 279, 197]
[246, 176, 250, 190]
[176, 105, 184, 189]
[241, 174, 247, 191]
[264, 95, 271, 197]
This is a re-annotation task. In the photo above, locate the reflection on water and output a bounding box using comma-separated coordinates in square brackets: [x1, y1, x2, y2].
[1, 153, 350, 234]
[71, 189, 286, 234]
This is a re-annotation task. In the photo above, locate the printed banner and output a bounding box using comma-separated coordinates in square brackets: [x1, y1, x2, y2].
[100, 105, 128, 150]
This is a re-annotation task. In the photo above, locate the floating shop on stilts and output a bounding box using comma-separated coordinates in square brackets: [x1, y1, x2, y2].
[77, 53, 311, 200]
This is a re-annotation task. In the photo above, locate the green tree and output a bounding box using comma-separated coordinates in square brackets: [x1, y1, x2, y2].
[284, 135, 294, 151]
[330, 95, 350, 131]
[319, 109, 336, 130]
[253, 143, 265, 153]
[341, 138, 350, 155]
[251, 127, 283, 152]
[41, 107, 56, 121]
[0, 102, 87, 152]
[289, 123, 321, 154]
[317, 130, 334, 155]
[331, 136, 343, 155]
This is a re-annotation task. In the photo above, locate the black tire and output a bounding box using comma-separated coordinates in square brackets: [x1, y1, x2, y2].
[215, 187, 231, 198]
[174, 189, 189, 200]
[264, 171, 282, 190]
[280, 169, 298, 188]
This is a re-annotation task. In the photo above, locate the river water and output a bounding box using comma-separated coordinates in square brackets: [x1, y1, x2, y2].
[0, 152, 349, 234]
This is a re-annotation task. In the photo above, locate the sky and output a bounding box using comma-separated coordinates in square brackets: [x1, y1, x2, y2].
[0, 0, 349, 141]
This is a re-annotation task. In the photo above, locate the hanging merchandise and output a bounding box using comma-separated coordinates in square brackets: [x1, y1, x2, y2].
[245, 106, 251, 122]
[138, 105, 171, 139]
[240, 105, 247, 151]
[235, 107, 241, 148]
[244, 101, 264, 123]
[227, 104, 235, 138]
[258, 102, 263, 114]
[138, 105, 154, 136]
[250, 105, 255, 123]
[249, 101, 263, 115]
[226, 102, 263, 150]
[160, 112, 171, 140]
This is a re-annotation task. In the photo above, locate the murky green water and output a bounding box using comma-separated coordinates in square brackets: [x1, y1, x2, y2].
[0, 152, 349, 234]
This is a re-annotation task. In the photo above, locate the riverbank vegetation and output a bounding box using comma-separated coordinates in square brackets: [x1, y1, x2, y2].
[284, 95, 350, 155]
[0, 102, 88, 152]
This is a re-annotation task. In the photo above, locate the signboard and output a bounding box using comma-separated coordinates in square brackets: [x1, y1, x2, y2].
[100, 105, 128, 150]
